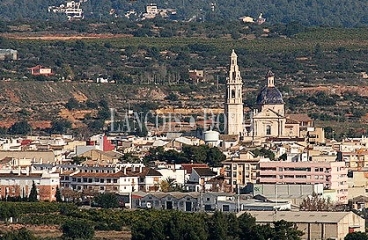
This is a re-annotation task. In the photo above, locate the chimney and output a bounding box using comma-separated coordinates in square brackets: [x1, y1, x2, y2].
[26, 166, 30, 176]
[124, 167, 127, 175]
[139, 165, 143, 173]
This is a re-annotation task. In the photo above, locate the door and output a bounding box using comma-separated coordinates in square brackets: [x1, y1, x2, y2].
[185, 202, 192, 211]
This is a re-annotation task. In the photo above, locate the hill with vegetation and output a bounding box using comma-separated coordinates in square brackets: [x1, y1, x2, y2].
[1, 0, 368, 26]
[0, 22, 368, 138]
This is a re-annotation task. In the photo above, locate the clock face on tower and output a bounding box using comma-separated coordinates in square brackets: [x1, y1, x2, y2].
[231, 113, 235, 119]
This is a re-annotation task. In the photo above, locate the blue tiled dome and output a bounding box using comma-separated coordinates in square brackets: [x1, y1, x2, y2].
[256, 86, 284, 105]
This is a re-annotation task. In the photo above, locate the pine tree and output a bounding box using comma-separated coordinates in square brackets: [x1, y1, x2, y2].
[55, 186, 62, 202]
[29, 181, 38, 202]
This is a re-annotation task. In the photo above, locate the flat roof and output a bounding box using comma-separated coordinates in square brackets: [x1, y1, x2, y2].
[243, 211, 354, 223]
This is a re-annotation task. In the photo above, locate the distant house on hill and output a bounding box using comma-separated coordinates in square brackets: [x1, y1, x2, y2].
[189, 69, 205, 83]
[0, 49, 17, 60]
[28, 65, 53, 76]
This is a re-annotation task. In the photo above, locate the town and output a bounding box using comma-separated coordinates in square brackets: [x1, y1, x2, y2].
[0, 50, 366, 240]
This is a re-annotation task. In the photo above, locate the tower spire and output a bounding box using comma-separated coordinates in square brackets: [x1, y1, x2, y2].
[225, 50, 243, 136]
[266, 70, 275, 87]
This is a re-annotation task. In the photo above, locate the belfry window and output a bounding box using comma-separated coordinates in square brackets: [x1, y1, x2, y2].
[231, 90, 235, 98]
[266, 125, 271, 135]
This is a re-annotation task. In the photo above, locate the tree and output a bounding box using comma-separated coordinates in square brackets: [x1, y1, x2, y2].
[159, 178, 177, 192]
[99, 99, 109, 109]
[65, 98, 79, 110]
[119, 153, 141, 163]
[8, 121, 31, 135]
[0, 227, 37, 240]
[164, 92, 179, 101]
[50, 119, 72, 134]
[94, 193, 119, 208]
[71, 156, 87, 165]
[206, 147, 226, 167]
[300, 192, 333, 211]
[208, 211, 228, 240]
[61, 219, 95, 240]
[135, 124, 148, 137]
[278, 153, 287, 161]
[55, 186, 62, 202]
[273, 220, 303, 240]
[251, 148, 275, 160]
[238, 212, 256, 239]
[28, 181, 38, 202]
[345, 232, 368, 240]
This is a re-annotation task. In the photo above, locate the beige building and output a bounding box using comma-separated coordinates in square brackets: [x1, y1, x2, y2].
[78, 149, 123, 163]
[300, 127, 326, 145]
[246, 211, 365, 240]
[222, 151, 260, 191]
[244, 71, 292, 140]
[225, 50, 244, 136]
[251, 71, 286, 138]
[347, 170, 368, 199]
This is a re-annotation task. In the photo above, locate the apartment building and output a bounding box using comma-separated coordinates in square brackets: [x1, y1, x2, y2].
[258, 160, 348, 203]
[222, 151, 260, 191]
[60, 165, 162, 194]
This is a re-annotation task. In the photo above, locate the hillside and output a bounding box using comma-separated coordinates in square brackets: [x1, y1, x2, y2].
[0, 0, 367, 26]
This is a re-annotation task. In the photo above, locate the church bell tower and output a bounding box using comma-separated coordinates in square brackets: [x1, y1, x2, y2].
[225, 50, 243, 135]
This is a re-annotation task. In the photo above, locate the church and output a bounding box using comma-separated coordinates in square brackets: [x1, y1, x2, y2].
[224, 50, 304, 142]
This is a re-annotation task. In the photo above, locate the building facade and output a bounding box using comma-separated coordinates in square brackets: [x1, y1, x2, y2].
[247, 211, 364, 240]
[222, 151, 259, 191]
[225, 50, 244, 136]
[249, 71, 287, 138]
[0, 168, 59, 201]
[257, 160, 348, 203]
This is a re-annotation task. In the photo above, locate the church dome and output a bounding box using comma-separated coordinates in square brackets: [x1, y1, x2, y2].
[256, 70, 284, 105]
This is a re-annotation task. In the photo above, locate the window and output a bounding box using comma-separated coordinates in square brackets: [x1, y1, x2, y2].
[107, 179, 111, 183]
[100, 186, 105, 190]
[113, 179, 117, 183]
[231, 90, 235, 98]
[266, 125, 271, 135]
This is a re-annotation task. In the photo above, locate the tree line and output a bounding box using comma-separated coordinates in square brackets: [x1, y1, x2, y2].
[140, 145, 226, 167]
[0, 201, 304, 240]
